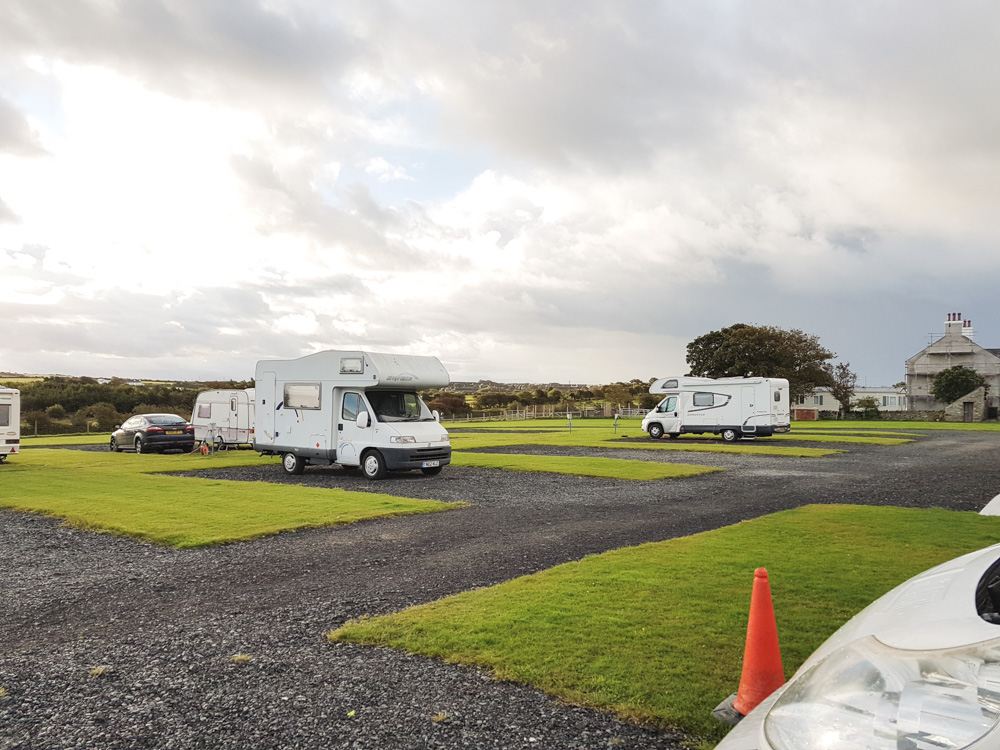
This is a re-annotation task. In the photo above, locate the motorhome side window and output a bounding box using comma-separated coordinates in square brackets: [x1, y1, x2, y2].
[663, 379, 678, 388]
[0, 404, 8, 427]
[342, 392, 368, 422]
[693, 392, 714, 407]
[284, 383, 321, 410]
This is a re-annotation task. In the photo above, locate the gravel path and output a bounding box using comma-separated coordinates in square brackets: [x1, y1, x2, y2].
[2, 430, 999, 749]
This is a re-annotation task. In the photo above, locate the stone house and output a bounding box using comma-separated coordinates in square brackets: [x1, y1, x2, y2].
[905, 312, 1000, 413]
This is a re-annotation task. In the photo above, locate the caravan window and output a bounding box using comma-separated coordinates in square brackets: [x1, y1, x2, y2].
[693, 392, 714, 407]
[0, 404, 9, 427]
[284, 383, 321, 410]
[197, 403, 212, 419]
[774, 391, 782, 402]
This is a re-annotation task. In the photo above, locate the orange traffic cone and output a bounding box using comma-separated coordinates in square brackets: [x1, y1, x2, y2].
[732, 568, 785, 716]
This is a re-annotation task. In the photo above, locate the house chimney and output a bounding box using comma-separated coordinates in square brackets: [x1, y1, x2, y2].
[945, 312, 965, 336]
[965, 319, 975, 341]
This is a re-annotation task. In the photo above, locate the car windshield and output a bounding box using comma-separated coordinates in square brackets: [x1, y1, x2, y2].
[366, 391, 435, 422]
[147, 414, 186, 425]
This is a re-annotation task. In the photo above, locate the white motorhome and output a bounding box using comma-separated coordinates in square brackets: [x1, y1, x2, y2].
[0, 387, 21, 463]
[191, 388, 255, 448]
[641, 376, 790, 442]
[254, 350, 451, 479]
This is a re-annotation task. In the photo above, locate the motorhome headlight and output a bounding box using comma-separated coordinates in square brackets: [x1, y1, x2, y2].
[441, 434, 449, 443]
[390, 435, 417, 444]
[762, 635, 1000, 750]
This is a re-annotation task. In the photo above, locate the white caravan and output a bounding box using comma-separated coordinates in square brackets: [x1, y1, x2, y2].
[254, 350, 451, 479]
[191, 388, 255, 448]
[0, 387, 20, 462]
[641, 376, 790, 442]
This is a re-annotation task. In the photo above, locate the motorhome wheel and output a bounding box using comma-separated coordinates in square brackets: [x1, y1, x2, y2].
[667, 432, 680, 439]
[720, 428, 739, 442]
[282, 452, 306, 475]
[362, 450, 387, 480]
[647, 423, 664, 439]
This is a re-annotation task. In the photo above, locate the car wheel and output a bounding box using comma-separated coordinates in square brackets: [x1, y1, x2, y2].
[421, 466, 443, 476]
[134, 436, 146, 454]
[361, 450, 387, 480]
[721, 428, 740, 443]
[109, 437, 121, 452]
[647, 423, 664, 440]
[282, 452, 306, 475]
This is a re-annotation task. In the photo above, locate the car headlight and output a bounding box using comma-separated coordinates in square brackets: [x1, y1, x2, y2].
[763, 635, 1000, 750]
[390, 435, 416, 444]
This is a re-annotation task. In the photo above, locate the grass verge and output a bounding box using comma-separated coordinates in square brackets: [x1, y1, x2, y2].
[451, 452, 721, 480]
[0, 449, 458, 548]
[330, 504, 1000, 745]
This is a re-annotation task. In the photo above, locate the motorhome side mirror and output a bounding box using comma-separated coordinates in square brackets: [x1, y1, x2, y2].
[432, 409, 440, 422]
[356, 412, 369, 429]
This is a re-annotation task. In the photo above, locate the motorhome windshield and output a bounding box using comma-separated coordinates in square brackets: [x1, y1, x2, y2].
[367, 391, 435, 422]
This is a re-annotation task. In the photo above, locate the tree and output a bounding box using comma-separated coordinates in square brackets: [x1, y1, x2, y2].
[930, 366, 988, 405]
[686, 323, 835, 401]
[827, 362, 857, 419]
[854, 396, 880, 419]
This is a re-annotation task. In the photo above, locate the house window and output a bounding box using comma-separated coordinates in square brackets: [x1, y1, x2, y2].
[813, 395, 824, 405]
[890, 397, 897, 406]
[795, 395, 806, 405]
[284, 383, 321, 410]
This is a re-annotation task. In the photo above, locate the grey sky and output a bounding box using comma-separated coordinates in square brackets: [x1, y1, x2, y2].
[2, 1, 998, 385]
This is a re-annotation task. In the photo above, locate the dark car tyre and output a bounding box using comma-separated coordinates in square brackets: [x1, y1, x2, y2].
[647, 423, 664, 439]
[361, 450, 387, 480]
[134, 436, 146, 454]
[282, 452, 306, 475]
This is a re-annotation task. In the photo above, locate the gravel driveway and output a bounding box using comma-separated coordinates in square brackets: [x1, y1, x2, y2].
[2, 430, 999, 749]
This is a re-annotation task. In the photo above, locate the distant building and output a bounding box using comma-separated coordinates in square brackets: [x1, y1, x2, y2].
[792, 385, 907, 420]
[905, 312, 1000, 411]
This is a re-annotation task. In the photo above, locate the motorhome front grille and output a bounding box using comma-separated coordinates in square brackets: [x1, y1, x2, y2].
[411, 447, 451, 461]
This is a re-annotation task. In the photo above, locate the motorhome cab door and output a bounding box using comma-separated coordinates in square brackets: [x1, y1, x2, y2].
[655, 395, 681, 434]
[337, 390, 372, 466]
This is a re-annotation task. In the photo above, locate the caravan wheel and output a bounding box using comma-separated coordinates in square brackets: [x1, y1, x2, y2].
[282, 452, 306, 475]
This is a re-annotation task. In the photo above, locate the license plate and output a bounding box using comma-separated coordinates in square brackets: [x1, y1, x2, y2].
[421, 460, 440, 468]
[166, 430, 183, 435]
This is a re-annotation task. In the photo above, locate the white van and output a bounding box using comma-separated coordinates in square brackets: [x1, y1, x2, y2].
[253, 350, 451, 479]
[641, 376, 790, 442]
[191, 388, 255, 448]
[0, 387, 21, 462]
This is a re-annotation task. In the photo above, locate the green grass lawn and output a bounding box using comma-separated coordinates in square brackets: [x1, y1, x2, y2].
[451, 452, 721, 480]
[331, 504, 1000, 746]
[0, 449, 458, 547]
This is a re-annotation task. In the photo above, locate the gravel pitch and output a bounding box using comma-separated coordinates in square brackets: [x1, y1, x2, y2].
[2, 430, 1000, 749]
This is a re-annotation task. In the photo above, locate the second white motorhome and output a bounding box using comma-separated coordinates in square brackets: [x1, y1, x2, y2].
[191, 388, 255, 448]
[641, 376, 790, 442]
[254, 350, 451, 479]
[0, 387, 21, 463]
